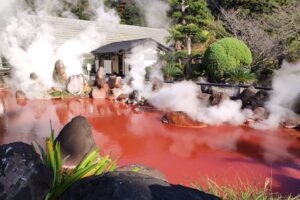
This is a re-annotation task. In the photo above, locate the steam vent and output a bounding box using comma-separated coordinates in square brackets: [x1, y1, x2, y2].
[0, 0, 300, 199]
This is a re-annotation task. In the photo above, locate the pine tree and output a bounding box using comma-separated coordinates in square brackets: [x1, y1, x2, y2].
[168, 0, 214, 77]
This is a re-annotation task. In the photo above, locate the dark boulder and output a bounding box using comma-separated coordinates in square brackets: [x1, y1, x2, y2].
[0, 142, 51, 200]
[242, 90, 270, 110]
[238, 86, 257, 102]
[55, 116, 96, 165]
[59, 171, 220, 200]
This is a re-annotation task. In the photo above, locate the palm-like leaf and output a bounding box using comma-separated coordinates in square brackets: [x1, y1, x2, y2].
[35, 126, 116, 200]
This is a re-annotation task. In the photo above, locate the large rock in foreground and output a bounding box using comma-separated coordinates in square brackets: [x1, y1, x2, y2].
[59, 171, 220, 200]
[0, 142, 52, 200]
[55, 116, 96, 165]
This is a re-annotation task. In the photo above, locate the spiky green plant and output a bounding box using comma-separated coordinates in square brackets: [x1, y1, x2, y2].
[162, 62, 183, 80]
[225, 67, 257, 84]
[35, 127, 117, 200]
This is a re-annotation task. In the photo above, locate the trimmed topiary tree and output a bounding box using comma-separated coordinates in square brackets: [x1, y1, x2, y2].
[202, 37, 253, 82]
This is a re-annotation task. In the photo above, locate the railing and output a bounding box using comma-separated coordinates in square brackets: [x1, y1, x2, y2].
[165, 81, 272, 98]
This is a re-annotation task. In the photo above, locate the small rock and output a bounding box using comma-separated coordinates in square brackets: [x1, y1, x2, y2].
[55, 116, 96, 165]
[152, 78, 164, 91]
[30, 72, 38, 80]
[16, 90, 27, 99]
[96, 67, 106, 88]
[282, 118, 300, 129]
[162, 111, 208, 128]
[197, 93, 211, 106]
[0, 142, 52, 200]
[239, 86, 257, 102]
[107, 76, 123, 89]
[53, 60, 68, 84]
[116, 94, 128, 102]
[211, 92, 229, 106]
[91, 88, 106, 99]
[101, 83, 111, 94]
[253, 107, 267, 121]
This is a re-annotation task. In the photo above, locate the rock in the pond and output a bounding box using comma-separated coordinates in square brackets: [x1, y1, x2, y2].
[282, 118, 300, 129]
[244, 90, 270, 110]
[16, 90, 27, 99]
[107, 76, 122, 89]
[152, 78, 164, 91]
[118, 164, 167, 181]
[211, 92, 229, 106]
[55, 116, 96, 165]
[91, 88, 106, 99]
[101, 83, 111, 94]
[253, 107, 268, 121]
[30, 72, 38, 80]
[239, 86, 257, 103]
[66, 74, 85, 96]
[162, 111, 208, 128]
[127, 90, 140, 104]
[96, 67, 106, 88]
[197, 93, 211, 106]
[0, 142, 52, 200]
[53, 60, 68, 84]
[59, 171, 220, 200]
[116, 93, 128, 102]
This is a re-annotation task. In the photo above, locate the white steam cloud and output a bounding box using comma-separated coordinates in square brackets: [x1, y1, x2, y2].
[134, 0, 170, 28]
[0, 0, 119, 98]
[252, 61, 300, 129]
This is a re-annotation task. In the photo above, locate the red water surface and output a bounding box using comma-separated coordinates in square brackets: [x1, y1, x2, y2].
[0, 91, 300, 195]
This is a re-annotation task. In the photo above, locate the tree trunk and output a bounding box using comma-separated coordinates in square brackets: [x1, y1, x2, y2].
[186, 36, 192, 79]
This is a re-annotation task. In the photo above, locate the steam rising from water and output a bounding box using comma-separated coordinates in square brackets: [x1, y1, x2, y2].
[253, 62, 300, 129]
[0, 0, 119, 98]
[126, 45, 299, 128]
[134, 0, 170, 29]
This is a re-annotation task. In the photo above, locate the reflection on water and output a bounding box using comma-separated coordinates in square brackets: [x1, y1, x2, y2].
[0, 91, 300, 195]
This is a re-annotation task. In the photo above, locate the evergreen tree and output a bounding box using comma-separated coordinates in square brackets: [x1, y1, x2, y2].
[210, 0, 290, 14]
[168, 0, 214, 77]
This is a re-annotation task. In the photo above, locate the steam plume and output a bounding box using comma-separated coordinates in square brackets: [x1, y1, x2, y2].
[252, 61, 300, 129]
[133, 0, 170, 29]
[0, 0, 119, 98]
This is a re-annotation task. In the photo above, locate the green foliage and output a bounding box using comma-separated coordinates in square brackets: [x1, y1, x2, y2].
[104, 0, 145, 26]
[193, 177, 300, 200]
[225, 68, 257, 84]
[121, 4, 145, 26]
[35, 127, 116, 200]
[162, 62, 184, 79]
[202, 37, 253, 82]
[168, 0, 214, 44]
[210, 0, 290, 14]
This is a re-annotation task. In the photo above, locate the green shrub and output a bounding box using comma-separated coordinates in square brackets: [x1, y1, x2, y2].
[162, 62, 183, 80]
[202, 37, 253, 82]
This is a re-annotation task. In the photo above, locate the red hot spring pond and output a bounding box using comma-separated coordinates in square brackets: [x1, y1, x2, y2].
[0, 90, 300, 195]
